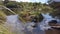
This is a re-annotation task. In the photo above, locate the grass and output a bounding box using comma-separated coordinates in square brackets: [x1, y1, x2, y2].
[0, 24, 12, 34]
[0, 11, 13, 34]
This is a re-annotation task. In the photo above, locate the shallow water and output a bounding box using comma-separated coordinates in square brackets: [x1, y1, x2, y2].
[4, 13, 60, 34]
[4, 15, 25, 34]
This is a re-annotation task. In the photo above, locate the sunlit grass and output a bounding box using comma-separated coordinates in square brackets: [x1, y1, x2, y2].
[0, 11, 12, 34]
[0, 24, 13, 34]
[0, 10, 6, 24]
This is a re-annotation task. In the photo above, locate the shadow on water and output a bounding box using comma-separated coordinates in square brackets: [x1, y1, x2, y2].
[4, 13, 60, 34]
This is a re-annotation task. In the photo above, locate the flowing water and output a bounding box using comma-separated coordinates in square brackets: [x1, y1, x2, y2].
[40, 13, 55, 31]
[4, 15, 25, 34]
[0, 5, 60, 34]
[3, 13, 60, 34]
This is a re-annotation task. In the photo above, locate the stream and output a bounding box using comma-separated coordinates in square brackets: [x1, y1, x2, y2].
[4, 13, 60, 34]
[1, 5, 60, 34]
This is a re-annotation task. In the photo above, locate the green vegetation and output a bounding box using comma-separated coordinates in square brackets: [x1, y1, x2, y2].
[0, 1, 53, 22]
[0, 11, 6, 24]
[0, 24, 13, 34]
[0, 0, 58, 34]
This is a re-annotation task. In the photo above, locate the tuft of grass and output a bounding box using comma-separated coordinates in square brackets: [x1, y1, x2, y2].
[0, 11, 6, 24]
[0, 24, 13, 34]
[0, 10, 13, 34]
